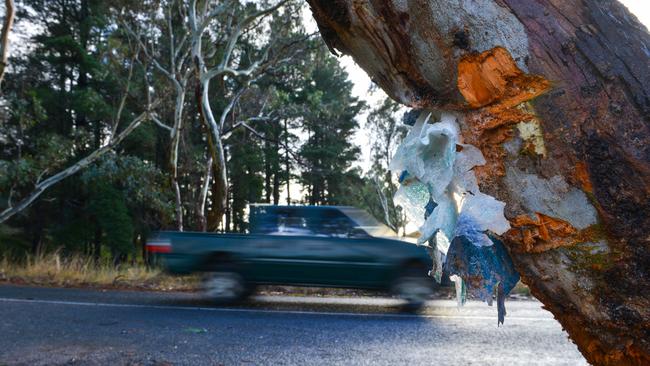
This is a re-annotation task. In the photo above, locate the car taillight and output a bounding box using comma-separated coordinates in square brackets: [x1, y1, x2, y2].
[146, 239, 172, 253]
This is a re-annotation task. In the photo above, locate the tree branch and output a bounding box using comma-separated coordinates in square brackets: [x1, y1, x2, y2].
[216, 0, 289, 73]
[111, 48, 138, 137]
[0, 108, 155, 223]
[151, 114, 173, 133]
[122, 21, 184, 91]
[218, 87, 247, 131]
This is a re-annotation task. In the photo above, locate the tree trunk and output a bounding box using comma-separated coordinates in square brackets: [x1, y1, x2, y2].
[284, 118, 291, 205]
[264, 138, 272, 203]
[30, 221, 43, 256]
[0, 0, 15, 91]
[272, 165, 280, 205]
[75, 0, 89, 131]
[197, 156, 212, 232]
[195, 79, 228, 231]
[170, 91, 186, 231]
[307, 1, 649, 365]
[93, 225, 102, 263]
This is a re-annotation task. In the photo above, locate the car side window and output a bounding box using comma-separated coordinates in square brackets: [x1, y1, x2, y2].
[274, 215, 315, 235]
[320, 217, 353, 237]
[253, 206, 371, 238]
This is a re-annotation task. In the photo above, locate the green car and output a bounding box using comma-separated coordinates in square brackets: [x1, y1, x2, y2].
[148, 205, 435, 309]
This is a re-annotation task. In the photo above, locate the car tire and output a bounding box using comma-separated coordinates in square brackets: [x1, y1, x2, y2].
[202, 270, 248, 304]
[391, 266, 435, 311]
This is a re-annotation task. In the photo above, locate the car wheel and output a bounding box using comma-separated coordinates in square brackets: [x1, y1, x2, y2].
[391, 268, 434, 311]
[203, 271, 247, 304]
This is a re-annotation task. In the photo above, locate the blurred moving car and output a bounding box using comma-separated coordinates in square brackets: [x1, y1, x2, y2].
[148, 205, 435, 310]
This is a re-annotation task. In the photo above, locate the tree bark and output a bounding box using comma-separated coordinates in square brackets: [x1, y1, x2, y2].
[284, 118, 291, 205]
[307, 1, 649, 365]
[170, 90, 186, 231]
[196, 77, 229, 228]
[197, 156, 212, 232]
[0, 0, 15, 91]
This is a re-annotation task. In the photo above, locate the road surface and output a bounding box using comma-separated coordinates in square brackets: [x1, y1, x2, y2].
[0, 285, 587, 365]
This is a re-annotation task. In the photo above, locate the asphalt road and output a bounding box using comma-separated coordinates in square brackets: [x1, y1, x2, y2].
[0, 285, 587, 366]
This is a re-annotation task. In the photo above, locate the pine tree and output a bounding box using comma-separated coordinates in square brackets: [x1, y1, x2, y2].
[297, 49, 365, 205]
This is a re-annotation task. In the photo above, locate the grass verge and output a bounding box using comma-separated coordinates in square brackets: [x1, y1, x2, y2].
[0, 253, 534, 300]
[0, 253, 199, 291]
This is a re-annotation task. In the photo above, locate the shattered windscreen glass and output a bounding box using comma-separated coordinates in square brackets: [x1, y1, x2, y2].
[338, 207, 399, 238]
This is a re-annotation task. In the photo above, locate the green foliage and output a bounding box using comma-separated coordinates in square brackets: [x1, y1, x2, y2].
[227, 129, 265, 232]
[295, 49, 366, 205]
[356, 97, 408, 233]
[0, 225, 30, 259]
[81, 155, 174, 222]
[1, 0, 390, 259]
[88, 182, 134, 256]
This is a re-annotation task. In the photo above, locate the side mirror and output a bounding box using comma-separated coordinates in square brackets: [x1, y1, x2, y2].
[348, 227, 369, 238]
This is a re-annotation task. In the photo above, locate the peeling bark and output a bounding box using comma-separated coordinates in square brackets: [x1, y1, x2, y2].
[307, 1, 650, 365]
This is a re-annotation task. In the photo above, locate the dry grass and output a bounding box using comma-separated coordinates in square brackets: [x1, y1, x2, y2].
[0, 253, 199, 291]
[0, 253, 535, 299]
[510, 281, 532, 297]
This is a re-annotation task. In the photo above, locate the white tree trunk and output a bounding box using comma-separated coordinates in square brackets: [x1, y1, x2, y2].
[0, 0, 15, 90]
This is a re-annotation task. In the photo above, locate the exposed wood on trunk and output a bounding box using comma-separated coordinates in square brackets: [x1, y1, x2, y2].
[307, 1, 650, 365]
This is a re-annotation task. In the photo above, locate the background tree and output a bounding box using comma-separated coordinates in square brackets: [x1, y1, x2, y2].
[297, 48, 365, 205]
[0, 0, 15, 89]
[0, 0, 171, 260]
[0, 1, 379, 264]
[361, 97, 407, 233]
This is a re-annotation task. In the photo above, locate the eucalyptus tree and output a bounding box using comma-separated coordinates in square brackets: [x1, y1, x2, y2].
[185, 0, 296, 227]
[124, 0, 306, 230]
[123, 0, 195, 231]
[307, 1, 650, 364]
[365, 97, 408, 233]
[0, 0, 15, 90]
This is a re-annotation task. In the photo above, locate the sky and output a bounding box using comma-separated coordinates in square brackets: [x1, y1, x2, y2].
[304, 0, 650, 172]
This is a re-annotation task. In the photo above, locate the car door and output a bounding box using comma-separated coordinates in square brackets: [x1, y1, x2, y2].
[242, 234, 295, 283]
[337, 236, 399, 287]
[243, 214, 317, 284]
[284, 210, 389, 287]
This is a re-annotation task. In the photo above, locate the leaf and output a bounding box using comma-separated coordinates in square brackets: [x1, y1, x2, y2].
[184, 327, 208, 334]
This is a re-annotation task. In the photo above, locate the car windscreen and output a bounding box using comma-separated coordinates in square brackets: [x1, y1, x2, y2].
[250, 205, 399, 239]
[338, 207, 398, 238]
